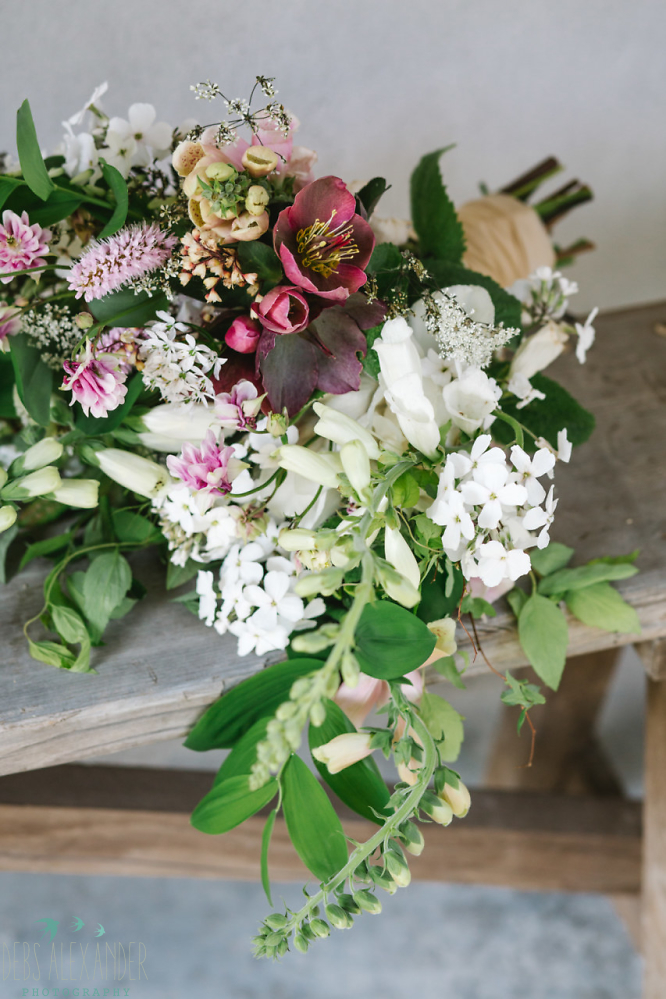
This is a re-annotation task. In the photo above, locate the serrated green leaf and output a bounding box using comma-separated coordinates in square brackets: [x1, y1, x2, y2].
[98, 159, 129, 238]
[184, 658, 323, 751]
[355, 601, 436, 679]
[191, 774, 277, 834]
[282, 754, 348, 881]
[9, 333, 53, 426]
[308, 698, 390, 824]
[529, 543, 575, 577]
[355, 177, 389, 218]
[419, 692, 464, 762]
[565, 582, 641, 635]
[538, 562, 638, 596]
[391, 471, 421, 509]
[410, 147, 465, 262]
[16, 99, 55, 202]
[518, 593, 569, 690]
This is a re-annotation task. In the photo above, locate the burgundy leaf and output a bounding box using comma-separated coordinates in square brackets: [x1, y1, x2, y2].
[259, 333, 319, 415]
[310, 307, 368, 396]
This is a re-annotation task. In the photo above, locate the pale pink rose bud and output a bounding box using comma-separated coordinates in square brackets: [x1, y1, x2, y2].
[225, 315, 262, 354]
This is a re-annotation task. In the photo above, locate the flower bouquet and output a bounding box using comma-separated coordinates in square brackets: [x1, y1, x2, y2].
[0, 77, 641, 956]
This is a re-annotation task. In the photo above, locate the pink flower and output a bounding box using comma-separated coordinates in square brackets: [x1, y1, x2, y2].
[273, 176, 375, 303]
[255, 284, 310, 335]
[0, 210, 51, 285]
[62, 343, 128, 419]
[285, 145, 318, 192]
[335, 669, 424, 729]
[166, 429, 239, 500]
[96, 327, 141, 373]
[0, 303, 22, 345]
[68, 223, 176, 303]
[225, 315, 262, 354]
[214, 380, 262, 430]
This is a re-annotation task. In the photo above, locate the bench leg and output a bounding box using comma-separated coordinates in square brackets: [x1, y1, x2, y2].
[643, 677, 666, 997]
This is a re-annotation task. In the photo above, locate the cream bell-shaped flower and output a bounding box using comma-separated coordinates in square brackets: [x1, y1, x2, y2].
[384, 524, 420, 590]
[313, 402, 380, 459]
[50, 478, 100, 509]
[311, 732, 374, 774]
[0, 505, 17, 532]
[1, 466, 61, 500]
[509, 320, 569, 381]
[373, 317, 440, 457]
[427, 617, 458, 657]
[138, 402, 221, 453]
[97, 449, 171, 498]
[340, 439, 371, 497]
[17, 437, 64, 472]
[440, 780, 471, 818]
[273, 445, 342, 489]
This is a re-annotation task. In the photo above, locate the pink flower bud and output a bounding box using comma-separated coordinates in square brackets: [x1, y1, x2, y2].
[225, 315, 262, 354]
[257, 284, 310, 335]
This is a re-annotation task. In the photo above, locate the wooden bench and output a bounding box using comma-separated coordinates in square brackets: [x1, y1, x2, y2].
[1, 301, 665, 994]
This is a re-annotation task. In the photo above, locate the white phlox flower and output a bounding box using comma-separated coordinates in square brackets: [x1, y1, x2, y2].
[475, 540, 531, 588]
[103, 103, 173, 177]
[507, 371, 547, 410]
[522, 485, 558, 549]
[574, 307, 598, 364]
[510, 445, 556, 505]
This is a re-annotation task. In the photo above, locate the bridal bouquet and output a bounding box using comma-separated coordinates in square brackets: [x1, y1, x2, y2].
[0, 77, 641, 956]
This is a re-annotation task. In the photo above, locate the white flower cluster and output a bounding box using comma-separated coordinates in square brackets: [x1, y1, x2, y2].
[139, 312, 225, 405]
[509, 266, 579, 325]
[196, 539, 325, 656]
[59, 83, 174, 181]
[427, 433, 569, 588]
[421, 288, 519, 368]
[155, 482, 242, 565]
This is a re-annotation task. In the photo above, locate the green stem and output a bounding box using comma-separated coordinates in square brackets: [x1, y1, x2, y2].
[0, 263, 68, 279]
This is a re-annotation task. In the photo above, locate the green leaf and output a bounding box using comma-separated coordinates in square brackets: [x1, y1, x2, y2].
[97, 159, 129, 239]
[588, 550, 640, 566]
[75, 372, 145, 435]
[492, 373, 595, 450]
[0, 523, 19, 585]
[166, 557, 200, 590]
[505, 587, 528, 618]
[308, 699, 390, 824]
[191, 774, 277, 834]
[417, 562, 465, 623]
[213, 716, 270, 785]
[425, 258, 523, 331]
[518, 593, 569, 690]
[538, 562, 638, 597]
[16, 99, 55, 202]
[81, 549, 132, 633]
[184, 658, 323, 751]
[261, 809, 277, 906]
[430, 654, 466, 689]
[419, 692, 464, 762]
[410, 147, 465, 263]
[50, 604, 88, 644]
[461, 595, 497, 618]
[19, 529, 75, 569]
[391, 471, 421, 509]
[89, 288, 169, 328]
[111, 509, 161, 544]
[355, 601, 437, 679]
[9, 333, 53, 426]
[565, 582, 641, 635]
[282, 754, 348, 881]
[355, 177, 389, 218]
[27, 188, 84, 227]
[529, 542, 575, 577]
[0, 176, 26, 211]
[0, 353, 16, 418]
[236, 240, 283, 290]
[28, 638, 76, 670]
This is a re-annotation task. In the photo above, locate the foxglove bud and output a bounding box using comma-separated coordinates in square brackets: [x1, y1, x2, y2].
[273, 445, 342, 489]
[50, 478, 100, 509]
[0, 505, 17, 533]
[97, 449, 171, 498]
[336, 894, 362, 915]
[293, 934, 308, 953]
[384, 524, 420, 590]
[340, 439, 371, 497]
[278, 527, 317, 551]
[325, 904, 353, 930]
[11, 437, 63, 474]
[1, 466, 61, 500]
[205, 161, 236, 182]
[353, 890, 382, 914]
[377, 562, 420, 608]
[309, 701, 326, 727]
[312, 402, 380, 459]
[398, 820, 425, 856]
[340, 649, 360, 688]
[264, 913, 288, 931]
[384, 849, 411, 887]
[440, 780, 471, 818]
[369, 865, 398, 894]
[311, 732, 373, 774]
[427, 617, 458, 656]
[294, 567, 344, 598]
[242, 146, 279, 178]
[245, 185, 270, 216]
[300, 922, 316, 942]
[310, 919, 330, 939]
[421, 790, 454, 826]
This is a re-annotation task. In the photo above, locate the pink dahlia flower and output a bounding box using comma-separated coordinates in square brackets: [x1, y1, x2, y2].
[62, 342, 128, 419]
[0, 210, 51, 285]
[214, 379, 262, 431]
[0, 303, 22, 345]
[166, 429, 239, 499]
[273, 176, 375, 303]
[68, 223, 176, 303]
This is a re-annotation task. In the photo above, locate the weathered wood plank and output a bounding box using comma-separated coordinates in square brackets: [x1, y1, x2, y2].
[643, 679, 666, 996]
[0, 302, 665, 775]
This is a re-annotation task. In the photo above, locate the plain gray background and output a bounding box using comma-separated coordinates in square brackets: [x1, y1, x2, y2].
[1, 0, 665, 312]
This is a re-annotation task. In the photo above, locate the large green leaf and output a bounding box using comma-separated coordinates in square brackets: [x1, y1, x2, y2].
[75, 372, 144, 435]
[0, 524, 19, 585]
[425, 258, 523, 332]
[191, 774, 277, 834]
[184, 658, 323, 751]
[111, 509, 161, 544]
[81, 549, 132, 633]
[19, 529, 75, 570]
[410, 147, 465, 263]
[538, 561, 638, 597]
[16, 99, 55, 202]
[98, 159, 129, 239]
[0, 176, 25, 211]
[419, 692, 464, 762]
[213, 716, 271, 785]
[529, 543, 575, 577]
[417, 563, 465, 623]
[354, 601, 436, 679]
[27, 188, 84, 227]
[566, 582, 641, 635]
[282, 754, 348, 882]
[9, 333, 53, 426]
[492, 373, 596, 450]
[0, 353, 17, 418]
[308, 699, 390, 823]
[518, 593, 569, 690]
[89, 288, 169, 327]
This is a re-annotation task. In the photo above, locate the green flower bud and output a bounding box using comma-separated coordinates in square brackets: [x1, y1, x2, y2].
[75, 312, 94, 330]
[293, 933, 308, 953]
[369, 865, 398, 894]
[353, 890, 382, 914]
[290, 678, 312, 700]
[421, 789, 454, 826]
[340, 649, 360, 689]
[13, 437, 63, 473]
[0, 468, 6, 490]
[353, 862, 372, 883]
[309, 701, 326, 727]
[325, 903, 353, 929]
[440, 780, 471, 818]
[278, 526, 317, 551]
[1, 466, 61, 500]
[310, 919, 330, 939]
[384, 850, 411, 887]
[277, 938, 289, 957]
[300, 922, 317, 942]
[264, 931, 283, 946]
[264, 913, 288, 931]
[206, 161, 236, 182]
[398, 820, 425, 856]
[0, 505, 17, 533]
[336, 893, 362, 915]
[294, 568, 345, 598]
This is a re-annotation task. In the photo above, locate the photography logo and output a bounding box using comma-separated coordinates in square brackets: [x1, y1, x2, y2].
[2, 917, 147, 997]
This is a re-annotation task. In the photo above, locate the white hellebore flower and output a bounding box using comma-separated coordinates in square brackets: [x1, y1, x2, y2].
[442, 367, 501, 435]
[0, 505, 17, 532]
[384, 524, 421, 590]
[510, 445, 556, 506]
[509, 320, 569, 380]
[313, 402, 380, 459]
[51, 479, 100, 509]
[311, 732, 374, 774]
[138, 403, 220, 453]
[475, 540, 531, 588]
[97, 449, 171, 498]
[273, 445, 342, 489]
[373, 317, 440, 457]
